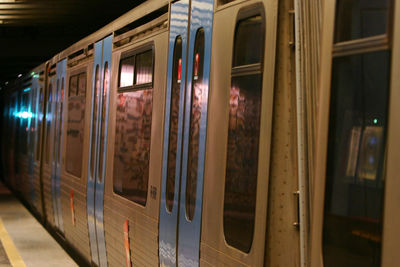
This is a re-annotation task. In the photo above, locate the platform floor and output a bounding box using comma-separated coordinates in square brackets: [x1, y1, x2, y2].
[0, 182, 77, 267]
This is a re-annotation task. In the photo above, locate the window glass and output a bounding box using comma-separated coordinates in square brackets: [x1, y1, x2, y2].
[323, 50, 390, 267]
[69, 75, 78, 97]
[120, 56, 135, 88]
[57, 78, 64, 163]
[335, 0, 391, 43]
[185, 28, 205, 221]
[20, 93, 29, 155]
[66, 73, 86, 177]
[35, 88, 43, 161]
[135, 50, 153, 85]
[45, 86, 52, 164]
[166, 36, 183, 212]
[78, 73, 86, 96]
[98, 63, 109, 182]
[224, 14, 264, 253]
[90, 66, 100, 180]
[113, 89, 153, 206]
[233, 16, 263, 67]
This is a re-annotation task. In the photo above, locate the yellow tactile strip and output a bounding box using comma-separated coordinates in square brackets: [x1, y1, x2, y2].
[0, 218, 26, 267]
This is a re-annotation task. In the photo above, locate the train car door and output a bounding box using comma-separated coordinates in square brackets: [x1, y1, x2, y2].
[87, 35, 112, 267]
[50, 58, 67, 233]
[159, 0, 214, 266]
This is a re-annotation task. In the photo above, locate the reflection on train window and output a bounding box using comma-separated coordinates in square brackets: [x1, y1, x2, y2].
[323, 50, 390, 267]
[233, 15, 263, 67]
[20, 93, 29, 155]
[45, 86, 52, 164]
[119, 56, 134, 88]
[186, 28, 204, 221]
[224, 13, 264, 253]
[98, 62, 109, 183]
[35, 88, 43, 161]
[135, 50, 153, 85]
[66, 72, 86, 178]
[90, 66, 100, 180]
[57, 78, 64, 163]
[335, 0, 390, 43]
[69, 75, 78, 97]
[166, 35, 182, 212]
[113, 89, 153, 206]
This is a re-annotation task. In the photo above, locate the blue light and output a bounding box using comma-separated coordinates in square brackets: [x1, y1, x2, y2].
[23, 88, 31, 92]
[15, 111, 33, 119]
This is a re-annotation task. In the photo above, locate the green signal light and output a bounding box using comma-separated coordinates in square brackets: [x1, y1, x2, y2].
[373, 118, 378, 124]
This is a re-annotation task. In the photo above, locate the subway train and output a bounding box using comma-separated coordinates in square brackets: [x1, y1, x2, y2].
[0, 0, 399, 266]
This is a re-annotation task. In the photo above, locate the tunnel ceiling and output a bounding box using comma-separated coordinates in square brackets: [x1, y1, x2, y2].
[0, 0, 146, 89]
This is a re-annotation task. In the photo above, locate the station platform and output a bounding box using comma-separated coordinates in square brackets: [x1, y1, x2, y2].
[0, 181, 77, 267]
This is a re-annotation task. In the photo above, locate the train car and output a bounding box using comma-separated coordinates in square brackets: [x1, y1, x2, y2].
[2, 0, 400, 266]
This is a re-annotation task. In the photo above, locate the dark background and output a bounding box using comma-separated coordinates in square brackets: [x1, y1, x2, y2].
[0, 0, 146, 89]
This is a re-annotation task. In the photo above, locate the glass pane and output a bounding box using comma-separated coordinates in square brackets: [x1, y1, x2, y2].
[57, 78, 64, 163]
[45, 86, 52, 164]
[323, 50, 390, 267]
[113, 89, 153, 206]
[69, 75, 78, 97]
[233, 16, 263, 67]
[20, 93, 29, 154]
[78, 73, 86, 96]
[135, 50, 153, 85]
[36, 88, 43, 161]
[186, 28, 205, 221]
[90, 66, 100, 180]
[223, 74, 262, 253]
[166, 36, 183, 212]
[98, 63, 109, 182]
[66, 74, 86, 177]
[120, 56, 134, 87]
[335, 0, 391, 43]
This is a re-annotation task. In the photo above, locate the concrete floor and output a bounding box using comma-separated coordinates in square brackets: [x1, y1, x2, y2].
[0, 182, 77, 267]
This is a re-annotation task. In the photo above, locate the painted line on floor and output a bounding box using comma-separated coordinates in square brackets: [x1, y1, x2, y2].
[0, 218, 26, 267]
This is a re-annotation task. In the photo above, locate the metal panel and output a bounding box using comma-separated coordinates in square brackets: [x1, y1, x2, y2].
[159, 1, 190, 266]
[177, 0, 214, 266]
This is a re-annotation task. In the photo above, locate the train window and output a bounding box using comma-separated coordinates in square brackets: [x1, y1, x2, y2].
[223, 11, 265, 253]
[98, 62, 109, 182]
[185, 28, 205, 221]
[21, 93, 29, 155]
[166, 36, 183, 212]
[113, 46, 154, 206]
[69, 75, 78, 97]
[66, 72, 87, 178]
[78, 73, 86, 96]
[90, 66, 100, 180]
[135, 50, 153, 85]
[233, 15, 264, 67]
[57, 78, 64, 163]
[45, 86, 52, 164]
[323, 50, 390, 266]
[334, 0, 391, 43]
[35, 88, 43, 161]
[119, 56, 135, 88]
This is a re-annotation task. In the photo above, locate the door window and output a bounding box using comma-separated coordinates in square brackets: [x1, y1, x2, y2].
[223, 13, 265, 253]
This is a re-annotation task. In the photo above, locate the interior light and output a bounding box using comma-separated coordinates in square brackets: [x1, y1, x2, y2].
[18, 74, 22, 78]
